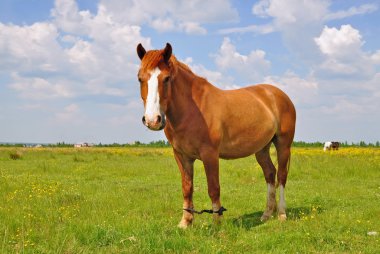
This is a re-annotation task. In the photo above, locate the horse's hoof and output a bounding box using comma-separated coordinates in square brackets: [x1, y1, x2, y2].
[260, 214, 271, 222]
[178, 220, 192, 229]
[213, 215, 223, 225]
[278, 214, 287, 221]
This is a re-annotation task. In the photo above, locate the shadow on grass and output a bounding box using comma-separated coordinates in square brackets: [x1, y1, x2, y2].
[231, 206, 324, 230]
[231, 211, 264, 229]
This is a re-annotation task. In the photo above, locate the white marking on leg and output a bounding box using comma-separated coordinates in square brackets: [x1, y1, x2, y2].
[279, 185, 286, 212]
[267, 183, 276, 211]
[261, 183, 276, 221]
[278, 184, 287, 221]
[179, 204, 194, 229]
[145, 67, 161, 122]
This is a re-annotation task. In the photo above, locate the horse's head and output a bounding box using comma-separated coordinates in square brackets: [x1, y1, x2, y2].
[136, 43, 173, 131]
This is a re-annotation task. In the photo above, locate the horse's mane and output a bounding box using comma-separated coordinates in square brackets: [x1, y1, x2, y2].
[171, 56, 193, 74]
[140, 49, 195, 77]
[170, 55, 208, 82]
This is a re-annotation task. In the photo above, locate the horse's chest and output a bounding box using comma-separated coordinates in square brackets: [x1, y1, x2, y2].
[165, 128, 203, 159]
[173, 136, 202, 158]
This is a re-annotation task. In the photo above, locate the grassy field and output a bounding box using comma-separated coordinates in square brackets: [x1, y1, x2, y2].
[0, 146, 379, 253]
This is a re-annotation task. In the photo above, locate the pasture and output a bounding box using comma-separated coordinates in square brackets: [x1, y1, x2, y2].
[0, 147, 379, 253]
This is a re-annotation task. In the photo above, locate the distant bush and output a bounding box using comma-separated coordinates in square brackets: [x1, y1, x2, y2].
[9, 151, 23, 160]
[47, 142, 73, 147]
[0, 143, 24, 147]
[292, 141, 323, 147]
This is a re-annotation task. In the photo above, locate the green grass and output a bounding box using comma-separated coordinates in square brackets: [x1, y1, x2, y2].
[0, 147, 379, 253]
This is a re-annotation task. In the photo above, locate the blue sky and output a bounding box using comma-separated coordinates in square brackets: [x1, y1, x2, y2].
[0, 0, 379, 144]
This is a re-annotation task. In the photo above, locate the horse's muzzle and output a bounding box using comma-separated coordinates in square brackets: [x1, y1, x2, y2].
[142, 114, 166, 131]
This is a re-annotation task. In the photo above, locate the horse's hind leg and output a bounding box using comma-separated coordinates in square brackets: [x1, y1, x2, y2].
[255, 142, 277, 221]
[273, 134, 292, 221]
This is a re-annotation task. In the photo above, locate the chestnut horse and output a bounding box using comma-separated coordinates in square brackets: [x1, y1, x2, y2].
[136, 43, 296, 228]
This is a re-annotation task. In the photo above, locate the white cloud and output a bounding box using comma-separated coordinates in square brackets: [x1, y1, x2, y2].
[19, 104, 45, 111]
[0, 22, 64, 73]
[106, 99, 143, 126]
[179, 22, 207, 35]
[318, 97, 370, 117]
[214, 37, 271, 82]
[151, 19, 207, 35]
[218, 24, 274, 35]
[314, 25, 379, 78]
[183, 57, 236, 89]
[220, 1, 378, 64]
[51, 0, 93, 35]
[315, 25, 363, 57]
[9, 73, 74, 100]
[360, 72, 380, 97]
[263, 71, 319, 105]
[324, 3, 378, 21]
[55, 103, 80, 122]
[220, 0, 329, 36]
[248, 0, 330, 61]
[65, 39, 98, 73]
[252, 0, 329, 26]
[174, 0, 238, 24]
[97, 0, 238, 34]
[150, 18, 176, 33]
[251, 1, 377, 31]
[1, 0, 152, 101]
[371, 50, 380, 64]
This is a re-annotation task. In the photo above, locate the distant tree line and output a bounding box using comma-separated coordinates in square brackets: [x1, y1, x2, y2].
[1, 140, 379, 148]
[98, 140, 171, 147]
[292, 141, 380, 147]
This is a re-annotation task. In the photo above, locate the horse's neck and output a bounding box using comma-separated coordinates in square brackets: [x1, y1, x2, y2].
[166, 65, 211, 126]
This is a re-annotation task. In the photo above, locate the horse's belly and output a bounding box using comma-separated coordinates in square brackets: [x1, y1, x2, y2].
[219, 127, 275, 159]
[219, 140, 265, 159]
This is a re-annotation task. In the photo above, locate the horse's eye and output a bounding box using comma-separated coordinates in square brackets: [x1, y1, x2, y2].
[138, 78, 143, 83]
[163, 76, 170, 84]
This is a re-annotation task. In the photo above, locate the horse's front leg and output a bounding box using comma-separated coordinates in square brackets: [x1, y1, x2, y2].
[173, 150, 195, 229]
[201, 150, 223, 224]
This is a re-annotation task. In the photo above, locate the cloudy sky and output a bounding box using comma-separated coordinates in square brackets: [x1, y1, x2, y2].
[0, 0, 379, 144]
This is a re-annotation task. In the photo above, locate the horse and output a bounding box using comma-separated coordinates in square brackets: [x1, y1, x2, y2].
[324, 141, 340, 151]
[136, 43, 296, 228]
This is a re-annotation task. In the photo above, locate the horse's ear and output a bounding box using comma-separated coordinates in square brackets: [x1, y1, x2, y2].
[163, 43, 172, 64]
[137, 43, 146, 60]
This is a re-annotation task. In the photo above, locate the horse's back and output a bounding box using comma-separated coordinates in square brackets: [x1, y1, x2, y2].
[243, 84, 293, 109]
[243, 84, 296, 134]
[225, 84, 295, 125]
[216, 84, 295, 158]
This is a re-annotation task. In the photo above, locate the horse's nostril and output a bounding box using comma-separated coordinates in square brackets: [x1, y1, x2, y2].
[142, 116, 146, 124]
[156, 115, 162, 124]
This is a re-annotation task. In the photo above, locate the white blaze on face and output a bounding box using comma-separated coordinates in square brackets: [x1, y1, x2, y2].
[145, 67, 161, 122]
